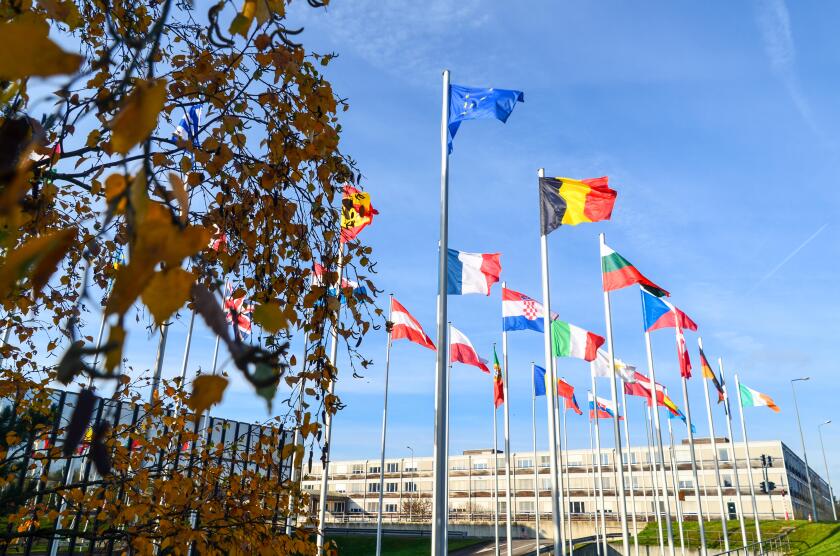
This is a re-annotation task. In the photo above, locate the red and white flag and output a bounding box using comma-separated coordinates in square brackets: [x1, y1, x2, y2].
[224, 282, 253, 335]
[676, 324, 691, 379]
[390, 298, 436, 351]
[449, 325, 489, 373]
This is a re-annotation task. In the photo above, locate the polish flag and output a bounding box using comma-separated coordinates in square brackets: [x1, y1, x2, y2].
[390, 298, 436, 351]
[449, 325, 490, 373]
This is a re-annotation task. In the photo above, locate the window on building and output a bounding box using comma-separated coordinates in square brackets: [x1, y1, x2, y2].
[540, 478, 551, 490]
[368, 483, 380, 493]
[330, 501, 345, 513]
[405, 481, 418, 492]
[352, 464, 364, 474]
[517, 458, 533, 468]
[405, 465, 418, 472]
[386, 482, 398, 493]
[519, 501, 535, 513]
[679, 480, 694, 489]
[386, 462, 399, 473]
[369, 465, 381, 474]
[366, 502, 378, 513]
[718, 448, 730, 462]
[385, 503, 399, 513]
[570, 501, 586, 513]
[540, 455, 550, 467]
[473, 461, 488, 470]
[516, 479, 532, 490]
[722, 475, 733, 488]
[621, 451, 638, 464]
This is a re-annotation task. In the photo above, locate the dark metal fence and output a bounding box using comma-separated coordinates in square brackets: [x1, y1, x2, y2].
[0, 388, 294, 555]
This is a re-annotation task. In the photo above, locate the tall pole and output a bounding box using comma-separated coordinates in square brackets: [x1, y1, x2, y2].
[718, 358, 748, 547]
[818, 421, 837, 521]
[285, 377, 306, 536]
[590, 380, 608, 556]
[177, 310, 196, 385]
[619, 381, 640, 556]
[553, 359, 569, 551]
[210, 335, 221, 375]
[646, 403, 666, 555]
[431, 68, 451, 556]
[494, 388, 501, 556]
[666, 415, 686, 556]
[538, 167, 564, 556]
[676, 342, 707, 554]
[316, 247, 345, 553]
[86, 311, 108, 387]
[597, 233, 629, 556]
[643, 331, 676, 556]
[588, 415, 602, 556]
[791, 377, 818, 521]
[375, 295, 395, 556]
[445, 323, 452, 548]
[531, 363, 540, 555]
[149, 323, 169, 406]
[562, 394, 573, 556]
[500, 285, 514, 556]
[407, 446, 415, 521]
[734, 373, 762, 545]
[697, 338, 730, 551]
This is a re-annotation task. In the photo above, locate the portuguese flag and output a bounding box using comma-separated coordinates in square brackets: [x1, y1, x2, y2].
[551, 320, 605, 362]
[601, 242, 669, 297]
[493, 347, 504, 409]
[539, 176, 617, 235]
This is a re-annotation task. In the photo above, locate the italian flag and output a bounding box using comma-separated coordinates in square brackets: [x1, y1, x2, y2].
[739, 383, 780, 413]
[551, 320, 605, 362]
[601, 242, 669, 297]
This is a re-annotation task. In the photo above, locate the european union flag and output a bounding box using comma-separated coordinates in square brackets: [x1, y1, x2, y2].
[447, 84, 524, 152]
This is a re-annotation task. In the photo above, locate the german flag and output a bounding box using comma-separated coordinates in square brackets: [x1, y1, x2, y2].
[699, 347, 725, 403]
[539, 176, 617, 235]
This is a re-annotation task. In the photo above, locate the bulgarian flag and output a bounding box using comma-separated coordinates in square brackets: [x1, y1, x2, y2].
[551, 320, 605, 362]
[739, 383, 780, 413]
[601, 242, 669, 297]
[492, 347, 504, 409]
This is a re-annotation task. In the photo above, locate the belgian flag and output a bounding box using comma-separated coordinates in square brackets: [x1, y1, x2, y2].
[539, 176, 617, 235]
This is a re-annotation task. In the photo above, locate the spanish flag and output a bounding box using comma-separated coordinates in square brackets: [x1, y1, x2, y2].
[539, 176, 617, 235]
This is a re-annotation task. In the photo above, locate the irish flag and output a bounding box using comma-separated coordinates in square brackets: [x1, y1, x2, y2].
[551, 320, 604, 362]
[739, 383, 780, 413]
[601, 242, 669, 297]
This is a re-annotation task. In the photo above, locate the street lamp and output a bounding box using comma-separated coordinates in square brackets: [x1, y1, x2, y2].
[791, 377, 818, 520]
[818, 421, 837, 521]
[406, 446, 415, 522]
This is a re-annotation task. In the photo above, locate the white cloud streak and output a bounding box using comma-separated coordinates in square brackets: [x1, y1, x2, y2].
[747, 222, 828, 294]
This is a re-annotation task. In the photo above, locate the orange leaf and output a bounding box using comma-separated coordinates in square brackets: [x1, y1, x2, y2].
[0, 228, 76, 297]
[141, 268, 194, 325]
[109, 79, 167, 154]
[0, 13, 83, 80]
[187, 375, 228, 414]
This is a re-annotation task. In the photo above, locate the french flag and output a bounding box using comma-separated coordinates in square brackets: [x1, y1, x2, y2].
[447, 249, 501, 296]
[449, 325, 490, 373]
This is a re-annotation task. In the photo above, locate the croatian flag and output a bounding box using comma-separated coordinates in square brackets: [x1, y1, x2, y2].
[449, 325, 490, 373]
[588, 393, 622, 420]
[447, 249, 501, 296]
[312, 263, 367, 302]
[502, 287, 555, 332]
[390, 298, 436, 351]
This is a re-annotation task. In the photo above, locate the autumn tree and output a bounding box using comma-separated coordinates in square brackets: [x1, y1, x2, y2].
[0, 0, 377, 553]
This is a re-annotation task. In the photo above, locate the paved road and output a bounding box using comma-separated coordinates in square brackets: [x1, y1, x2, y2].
[451, 539, 552, 555]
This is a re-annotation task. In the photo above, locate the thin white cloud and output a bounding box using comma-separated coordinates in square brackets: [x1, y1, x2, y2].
[755, 0, 823, 139]
[746, 222, 828, 294]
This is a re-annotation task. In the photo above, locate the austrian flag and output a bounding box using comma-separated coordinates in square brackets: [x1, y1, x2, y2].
[449, 325, 490, 373]
[390, 298, 436, 351]
[447, 249, 501, 296]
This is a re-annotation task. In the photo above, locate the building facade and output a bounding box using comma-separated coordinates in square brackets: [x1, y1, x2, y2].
[302, 437, 834, 525]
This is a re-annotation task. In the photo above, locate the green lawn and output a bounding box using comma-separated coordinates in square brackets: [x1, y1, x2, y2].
[327, 535, 483, 555]
[637, 519, 840, 554]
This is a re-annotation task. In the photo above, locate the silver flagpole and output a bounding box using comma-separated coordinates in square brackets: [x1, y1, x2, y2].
[619, 381, 640, 556]
[646, 403, 666, 555]
[316, 246, 346, 553]
[538, 167, 564, 556]
[590, 377, 608, 556]
[531, 363, 540, 556]
[375, 295, 395, 556]
[210, 335, 221, 375]
[149, 323, 169, 406]
[676, 339, 707, 555]
[553, 359, 569, 551]
[666, 414, 686, 556]
[445, 323, 452, 549]
[562, 392, 573, 556]
[588, 414, 602, 556]
[431, 68, 451, 556]
[494, 381, 501, 556]
[177, 310, 196, 385]
[597, 233, 630, 555]
[500, 284, 514, 556]
[718, 358, 748, 547]
[734, 373, 762, 545]
[285, 377, 306, 536]
[643, 327, 676, 556]
[86, 311, 108, 387]
[698, 338, 730, 551]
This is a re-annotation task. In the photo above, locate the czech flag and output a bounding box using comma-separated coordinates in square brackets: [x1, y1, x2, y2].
[641, 287, 697, 332]
[449, 325, 490, 373]
[447, 249, 501, 296]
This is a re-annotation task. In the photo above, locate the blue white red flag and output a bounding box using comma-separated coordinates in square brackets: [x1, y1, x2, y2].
[588, 392, 623, 420]
[641, 287, 697, 332]
[172, 104, 203, 147]
[447, 249, 501, 296]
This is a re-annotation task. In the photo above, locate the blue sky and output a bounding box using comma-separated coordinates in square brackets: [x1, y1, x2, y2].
[66, 1, 840, 481]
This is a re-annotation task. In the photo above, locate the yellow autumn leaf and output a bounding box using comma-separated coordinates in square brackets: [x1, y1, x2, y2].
[251, 302, 289, 334]
[186, 375, 228, 414]
[104, 174, 127, 213]
[168, 173, 188, 223]
[109, 79, 168, 154]
[0, 228, 76, 298]
[0, 13, 83, 80]
[141, 268, 194, 325]
[104, 325, 125, 374]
